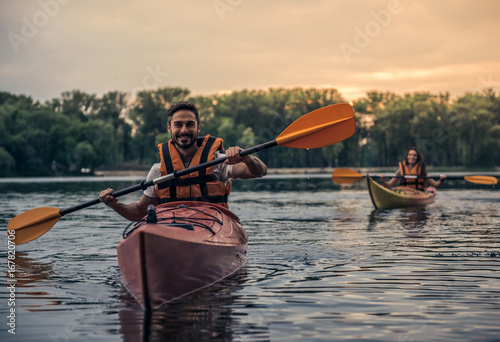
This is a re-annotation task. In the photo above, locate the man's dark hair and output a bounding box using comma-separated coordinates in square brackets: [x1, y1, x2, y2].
[166, 101, 200, 125]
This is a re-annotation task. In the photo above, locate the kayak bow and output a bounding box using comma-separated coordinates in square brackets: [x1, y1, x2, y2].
[117, 201, 247, 310]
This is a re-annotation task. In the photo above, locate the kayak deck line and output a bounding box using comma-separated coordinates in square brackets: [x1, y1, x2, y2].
[122, 204, 223, 238]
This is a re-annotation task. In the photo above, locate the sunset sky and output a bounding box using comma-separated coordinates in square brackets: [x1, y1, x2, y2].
[1, 0, 499, 102]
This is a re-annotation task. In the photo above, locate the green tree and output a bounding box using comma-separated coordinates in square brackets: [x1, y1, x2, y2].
[450, 91, 499, 167]
[60, 90, 97, 122]
[0, 147, 15, 176]
[130, 87, 190, 164]
[93, 91, 132, 163]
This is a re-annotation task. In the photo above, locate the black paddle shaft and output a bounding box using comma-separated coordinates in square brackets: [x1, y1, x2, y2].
[59, 140, 277, 216]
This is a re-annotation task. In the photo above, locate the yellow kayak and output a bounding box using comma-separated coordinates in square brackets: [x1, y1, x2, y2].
[366, 175, 436, 209]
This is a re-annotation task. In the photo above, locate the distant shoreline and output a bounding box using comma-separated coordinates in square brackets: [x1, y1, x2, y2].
[1, 167, 499, 181]
[93, 166, 500, 177]
[93, 167, 372, 177]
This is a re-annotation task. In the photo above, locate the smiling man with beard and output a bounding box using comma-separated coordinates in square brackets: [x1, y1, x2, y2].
[99, 101, 267, 221]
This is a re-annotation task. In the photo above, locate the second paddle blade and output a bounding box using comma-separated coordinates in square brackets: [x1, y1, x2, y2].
[331, 168, 363, 184]
[464, 175, 498, 185]
[276, 103, 355, 149]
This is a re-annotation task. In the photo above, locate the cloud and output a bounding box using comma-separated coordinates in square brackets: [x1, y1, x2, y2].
[1, 0, 499, 102]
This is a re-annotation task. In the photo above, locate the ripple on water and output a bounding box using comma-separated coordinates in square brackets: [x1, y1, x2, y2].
[1, 180, 499, 341]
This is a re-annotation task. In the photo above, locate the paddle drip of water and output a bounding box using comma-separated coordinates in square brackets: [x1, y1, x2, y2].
[306, 148, 310, 179]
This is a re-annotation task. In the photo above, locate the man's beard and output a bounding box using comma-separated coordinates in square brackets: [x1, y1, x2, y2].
[173, 134, 197, 148]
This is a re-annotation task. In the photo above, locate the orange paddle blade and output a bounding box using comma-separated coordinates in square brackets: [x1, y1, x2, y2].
[464, 175, 498, 185]
[276, 103, 355, 148]
[331, 168, 364, 184]
[7, 207, 62, 245]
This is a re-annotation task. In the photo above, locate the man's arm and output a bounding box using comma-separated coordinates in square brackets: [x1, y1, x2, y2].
[99, 190, 161, 221]
[224, 146, 267, 179]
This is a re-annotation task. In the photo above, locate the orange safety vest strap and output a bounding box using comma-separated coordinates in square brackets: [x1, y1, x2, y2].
[156, 135, 231, 206]
[159, 136, 217, 198]
[399, 161, 424, 190]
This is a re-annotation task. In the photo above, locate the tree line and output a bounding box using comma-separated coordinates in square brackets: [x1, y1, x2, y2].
[0, 87, 499, 177]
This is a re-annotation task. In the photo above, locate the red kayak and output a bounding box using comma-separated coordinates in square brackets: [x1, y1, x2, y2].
[116, 201, 248, 310]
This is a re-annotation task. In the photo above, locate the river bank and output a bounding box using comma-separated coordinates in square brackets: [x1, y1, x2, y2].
[93, 166, 500, 177]
[92, 167, 342, 177]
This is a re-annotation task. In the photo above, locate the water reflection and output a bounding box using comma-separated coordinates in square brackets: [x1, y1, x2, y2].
[367, 209, 383, 231]
[118, 267, 256, 342]
[400, 207, 429, 231]
[7, 252, 54, 287]
[2, 253, 61, 309]
[367, 207, 429, 232]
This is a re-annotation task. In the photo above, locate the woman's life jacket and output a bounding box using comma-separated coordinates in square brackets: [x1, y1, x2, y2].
[399, 161, 425, 190]
[156, 135, 232, 207]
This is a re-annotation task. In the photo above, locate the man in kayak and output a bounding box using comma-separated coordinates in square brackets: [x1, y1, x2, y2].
[99, 101, 267, 220]
[379, 147, 446, 189]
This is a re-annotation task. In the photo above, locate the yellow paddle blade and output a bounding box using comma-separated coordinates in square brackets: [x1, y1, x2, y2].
[7, 207, 62, 245]
[464, 175, 498, 185]
[276, 103, 355, 148]
[331, 168, 364, 184]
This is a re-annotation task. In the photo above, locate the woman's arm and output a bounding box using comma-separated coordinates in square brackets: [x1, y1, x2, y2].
[425, 174, 446, 188]
[380, 175, 399, 188]
[379, 169, 401, 188]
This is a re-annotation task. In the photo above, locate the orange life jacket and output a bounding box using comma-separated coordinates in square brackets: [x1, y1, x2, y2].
[399, 161, 425, 190]
[156, 135, 231, 207]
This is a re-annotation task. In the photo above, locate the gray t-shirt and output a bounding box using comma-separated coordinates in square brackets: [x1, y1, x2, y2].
[143, 152, 234, 198]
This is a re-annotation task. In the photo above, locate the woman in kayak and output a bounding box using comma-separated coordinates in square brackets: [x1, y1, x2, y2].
[99, 101, 267, 220]
[379, 146, 446, 189]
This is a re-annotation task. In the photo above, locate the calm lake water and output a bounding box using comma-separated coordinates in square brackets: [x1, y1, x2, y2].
[1, 175, 499, 342]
